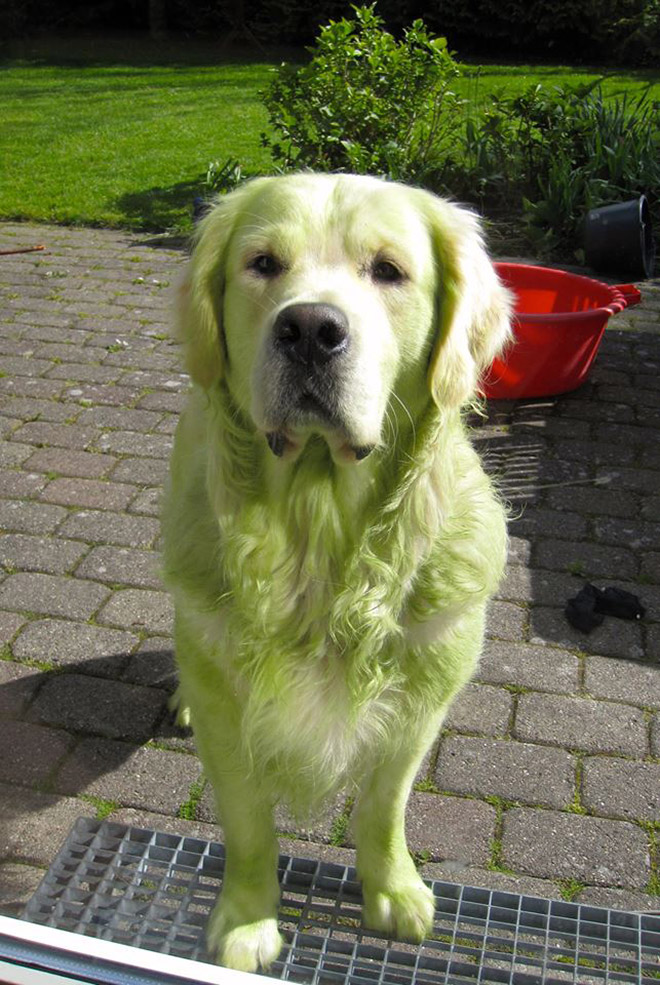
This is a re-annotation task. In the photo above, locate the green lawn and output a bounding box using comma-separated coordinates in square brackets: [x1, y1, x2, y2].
[1, 35, 659, 233]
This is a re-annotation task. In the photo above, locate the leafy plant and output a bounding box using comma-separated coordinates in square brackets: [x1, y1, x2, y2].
[205, 158, 244, 196]
[260, 4, 463, 187]
[450, 79, 660, 256]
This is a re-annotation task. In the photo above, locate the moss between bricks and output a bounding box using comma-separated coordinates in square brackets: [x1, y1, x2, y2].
[178, 777, 206, 821]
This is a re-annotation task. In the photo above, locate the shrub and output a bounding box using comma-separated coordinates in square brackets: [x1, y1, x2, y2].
[450, 81, 660, 256]
[260, 4, 463, 187]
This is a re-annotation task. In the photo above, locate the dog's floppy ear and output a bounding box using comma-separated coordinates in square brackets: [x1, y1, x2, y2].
[417, 191, 512, 409]
[176, 180, 264, 389]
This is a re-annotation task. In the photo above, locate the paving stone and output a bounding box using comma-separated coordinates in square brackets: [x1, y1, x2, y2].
[77, 406, 165, 432]
[421, 861, 562, 900]
[109, 457, 168, 486]
[40, 477, 137, 511]
[584, 655, 660, 707]
[582, 758, 660, 822]
[63, 383, 144, 407]
[0, 356, 53, 378]
[533, 539, 638, 580]
[28, 673, 165, 742]
[154, 415, 177, 435]
[643, 495, 660, 521]
[74, 545, 161, 589]
[0, 396, 81, 424]
[0, 440, 36, 468]
[486, 601, 526, 641]
[529, 606, 645, 661]
[597, 466, 660, 495]
[501, 808, 649, 888]
[0, 720, 73, 785]
[649, 625, 660, 662]
[0, 861, 46, 916]
[0, 611, 25, 645]
[128, 487, 161, 516]
[55, 738, 201, 815]
[46, 361, 122, 384]
[0, 377, 64, 401]
[0, 471, 47, 498]
[477, 641, 579, 694]
[496, 566, 587, 607]
[443, 683, 513, 737]
[514, 693, 647, 756]
[597, 423, 659, 449]
[0, 572, 109, 620]
[139, 390, 184, 412]
[507, 538, 533, 566]
[109, 807, 222, 844]
[545, 486, 640, 518]
[640, 552, 660, 583]
[96, 430, 172, 459]
[0, 415, 20, 440]
[23, 446, 117, 478]
[575, 885, 660, 911]
[652, 715, 660, 757]
[97, 589, 173, 635]
[510, 508, 588, 541]
[0, 782, 89, 865]
[553, 439, 637, 467]
[559, 400, 637, 425]
[10, 421, 97, 451]
[434, 736, 575, 809]
[0, 662, 41, 715]
[58, 510, 159, 548]
[122, 638, 177, 691]
[594, 516, 660, 551]
[12, 619, 138, 675]
[119, 371, 188, 391]
[0, 499, 66, 535]
[404, 792, 496, 865]
[0, 534, 86, 575]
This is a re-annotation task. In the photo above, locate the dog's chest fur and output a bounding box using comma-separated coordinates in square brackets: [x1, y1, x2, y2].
[165, 399, 506, 811]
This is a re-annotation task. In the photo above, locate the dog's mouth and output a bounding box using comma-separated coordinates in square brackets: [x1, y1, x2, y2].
[261, 376, 376, 464]
[266, 430, 375, 463]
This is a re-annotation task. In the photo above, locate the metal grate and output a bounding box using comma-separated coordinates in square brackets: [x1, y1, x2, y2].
[23, 818, 660, 984]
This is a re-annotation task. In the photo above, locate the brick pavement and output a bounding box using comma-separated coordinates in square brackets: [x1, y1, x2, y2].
[0, 221, 659, 922]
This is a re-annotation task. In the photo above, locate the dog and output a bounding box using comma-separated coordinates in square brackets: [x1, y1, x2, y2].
[162, 173, 511, 972]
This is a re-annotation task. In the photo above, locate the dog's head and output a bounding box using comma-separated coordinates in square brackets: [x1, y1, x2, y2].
[177, 174, 511, 464]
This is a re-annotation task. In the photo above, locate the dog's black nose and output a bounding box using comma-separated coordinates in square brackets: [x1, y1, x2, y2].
[273, 303, 349, 366]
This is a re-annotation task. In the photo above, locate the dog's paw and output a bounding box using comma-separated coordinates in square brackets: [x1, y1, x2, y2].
[208, 912, 283, 972]
[168, 687, 191, 728]
[362, 878, 435, 943]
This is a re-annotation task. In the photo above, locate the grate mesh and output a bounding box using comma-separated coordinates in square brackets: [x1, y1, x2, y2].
[23, 818, 660, 985]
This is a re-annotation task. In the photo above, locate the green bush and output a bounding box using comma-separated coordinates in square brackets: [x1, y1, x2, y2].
[450, 81, 660, 255]
[259, 7, 659, 258]
[260, 4, 462, 186]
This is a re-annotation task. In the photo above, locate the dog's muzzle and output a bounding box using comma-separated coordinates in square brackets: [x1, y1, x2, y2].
[265, 302, 374, 462]
[272, 302, 349, 368]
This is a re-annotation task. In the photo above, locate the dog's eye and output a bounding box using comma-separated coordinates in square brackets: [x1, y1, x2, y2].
[371, 259, 406, 285]
[248, 254, 283, 278]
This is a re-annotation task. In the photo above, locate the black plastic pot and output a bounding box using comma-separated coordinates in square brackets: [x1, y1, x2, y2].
[584, 195, 655, 279]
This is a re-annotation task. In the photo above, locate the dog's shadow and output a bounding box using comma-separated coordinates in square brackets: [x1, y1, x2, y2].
[0, 647, 197, 829]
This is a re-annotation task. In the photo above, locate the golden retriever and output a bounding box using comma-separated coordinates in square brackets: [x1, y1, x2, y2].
[162, 173, 511, 972]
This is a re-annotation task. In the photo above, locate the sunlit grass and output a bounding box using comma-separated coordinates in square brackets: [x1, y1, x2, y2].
[1, 35, 658, 232]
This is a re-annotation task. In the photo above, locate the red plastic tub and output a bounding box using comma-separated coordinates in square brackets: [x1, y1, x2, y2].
[483, 263, 641, 399]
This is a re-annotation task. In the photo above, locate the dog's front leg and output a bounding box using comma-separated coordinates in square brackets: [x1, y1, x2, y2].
[354, 717, 441, 942]
[202, 759, 283, 972]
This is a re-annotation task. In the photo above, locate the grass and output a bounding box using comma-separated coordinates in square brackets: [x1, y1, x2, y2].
[1, 34, 659, 233]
